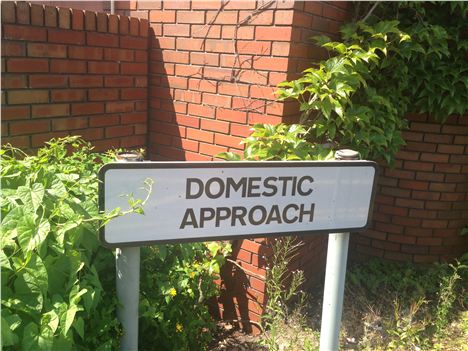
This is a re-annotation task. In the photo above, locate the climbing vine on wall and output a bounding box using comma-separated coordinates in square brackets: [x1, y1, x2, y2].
[277, 2, 467, 164]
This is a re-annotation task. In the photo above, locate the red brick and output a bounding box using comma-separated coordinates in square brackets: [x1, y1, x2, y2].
[171, 137, 198, 152]
[2, 42, 26, 56]
[199, 141, 228, 156]
[50, 59, 86, 74]
[121, 88, 147, 100]
[399, 180, 429, 191]
[121, 112, 147, 124]
[450, 154, 468, 163]
[437, 144, 464, 154]
[186, 128, 214, 143]
[105, 125, 133, 138]
[48, 29, 85, 45]
[442, 124, 468, 135]
[70, 76, 103, 88]
[237, 41, 271, 55]
[201, 119, 229, 133]
[231, 124, 252, 137]
[422, 219, 448, 229]
[203, 39, 235, 53]
[121, 36, 147, 50]
[121, 62, 147, 75]
[3, 24, 47, 42]
[89, 115, 120, 127]
[454, 135, 468, 144]
[255, 26, 292, 41]
[10, 120, 50, 135]
[204, 67, 232, 81]
[88, 61, 119, 74]
[423, 133, 453, 144]
[220, 54, 252, 69]
[7, 58, 48, 73]
[51, 89, 86, 102]
[128, 17, 138, 35]
[415, 172, 444, 182]
[163, 23, 190, 37]
[32, 104, 69, 118]
[173, 64, 201, 77]
[95, 12, 107, 32]
[2, 75, 27, 89]
[160, 50, 190, 64]
[117, 15, 128, 33]
[44, 5, 57, 27]
[58, 8, 71, 29]
[27, 43, 66, 58]
[160, 76, 186, 89]
[1, 106, 30, 120]
[106, 101, 134, 113]
[419, 153, 449, 163]
[217, 82, 248, 97]
[1, 2, 16, 23]
[237, 70, 268, 85]
[84, 10, 96, 31]
[175, 11, 204, 23]
[52, 117, 88, 131]
[105, 47, 134, 61]
[173, 114, 198, 128]
[187, 104, 215, 118]
[434, 163, 461, 174]
[16, 2, 30, 24]
[412, 191, 440, 201]
[190, 52, 219, 66]
[248, 112, 282, 124]
[69, 46, 103, 60]
[8, 90, 49, 104]
[202, 93, 231, 108]
[429, 183, 457, 192]
[87, 32, 118, 47]
[71, 102, 104, 116]
[392, 216, 421, 227]
[192, 24, 221, 38]
[239, 9, 274, 25]
[215, 134, 243, 148]
[88, 89, 119, 101]
[403, 161, 433, 172]
[71, 9, 84, 30]
[206, 11, 238, 24]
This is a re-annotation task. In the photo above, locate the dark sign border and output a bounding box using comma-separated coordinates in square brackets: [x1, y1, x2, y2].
[99, 161, 379, 248]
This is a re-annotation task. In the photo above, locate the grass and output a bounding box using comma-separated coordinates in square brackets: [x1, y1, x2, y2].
[255, 253, 468, 351]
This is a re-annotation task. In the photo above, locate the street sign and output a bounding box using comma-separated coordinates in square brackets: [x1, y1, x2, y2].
[99, 161, 378, 247]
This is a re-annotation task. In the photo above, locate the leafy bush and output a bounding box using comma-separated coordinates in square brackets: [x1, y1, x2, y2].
[1, 137, 119, 350]
[1, 137, 231, 351]
[277, 2, 467, 164]
[139, 242, 231, 351]
[218, 123, 333, 161]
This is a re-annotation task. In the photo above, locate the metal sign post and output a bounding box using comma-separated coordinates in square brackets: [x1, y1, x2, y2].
[115, 153, 142, 351]
[319, 149, 360, 351]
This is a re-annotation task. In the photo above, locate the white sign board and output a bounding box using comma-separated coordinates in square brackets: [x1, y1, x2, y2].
[99, 161, 377, 247]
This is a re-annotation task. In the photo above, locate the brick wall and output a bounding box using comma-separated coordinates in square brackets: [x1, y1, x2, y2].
[113, 0, 353, 332]
[1, 1, 148, 151]
[352, 114, 468, 263]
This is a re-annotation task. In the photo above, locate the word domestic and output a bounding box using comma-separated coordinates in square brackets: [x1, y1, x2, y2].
[180, 176, 316, 229]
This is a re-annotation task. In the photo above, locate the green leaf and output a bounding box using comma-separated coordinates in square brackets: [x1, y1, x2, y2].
[62, 304, 79, 336]
[1, 315, 20, 347]
[17, 215, 50, 254]
[73, 317, 85, 339]
[17, 183, 45, 213]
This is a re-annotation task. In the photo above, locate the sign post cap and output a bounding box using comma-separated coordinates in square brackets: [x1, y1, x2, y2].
[335, 149, 360, 160]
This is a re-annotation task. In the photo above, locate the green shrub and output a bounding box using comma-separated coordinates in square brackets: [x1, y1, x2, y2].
[139, 242, 231, 351]
[1, 137, 231, 351]
[1, 137, 119, 350]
